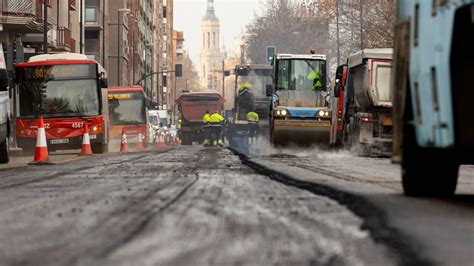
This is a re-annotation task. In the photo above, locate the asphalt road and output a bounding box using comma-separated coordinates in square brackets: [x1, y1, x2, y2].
[0, 145, 472, 266]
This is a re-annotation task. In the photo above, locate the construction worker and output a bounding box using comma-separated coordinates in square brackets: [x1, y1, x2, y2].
[308, 48, 322, 91]
[237, 82, 255, 119]
[308, 68, 322, 91]
[202, 110, 211, 147]
[177, 119, 182, 140]
[209, 109, 224, 147]
[247, 111, 260, 155]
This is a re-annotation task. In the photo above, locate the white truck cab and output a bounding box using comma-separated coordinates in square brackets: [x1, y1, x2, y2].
[0, 44, 10, 163]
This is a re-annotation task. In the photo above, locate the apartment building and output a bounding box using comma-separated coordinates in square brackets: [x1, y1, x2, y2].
[84, 0, 108, 67]
[0, 0, 79, 70]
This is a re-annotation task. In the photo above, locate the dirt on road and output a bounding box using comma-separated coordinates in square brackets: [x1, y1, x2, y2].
[0, 146, 393, 266]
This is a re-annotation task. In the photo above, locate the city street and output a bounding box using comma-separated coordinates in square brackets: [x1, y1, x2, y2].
[0, 146, 472, 266]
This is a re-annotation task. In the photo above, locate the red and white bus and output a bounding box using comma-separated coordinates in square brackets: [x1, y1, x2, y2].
[15, 53, 110, 154]
[108, 86, 149, 145]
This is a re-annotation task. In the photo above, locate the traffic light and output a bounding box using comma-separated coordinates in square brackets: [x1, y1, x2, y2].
[266, 46, 276, 63]
[175, 64, 182, 77]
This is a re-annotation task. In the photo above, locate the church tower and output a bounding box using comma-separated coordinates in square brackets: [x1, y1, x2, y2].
[200, 0, 225, 90]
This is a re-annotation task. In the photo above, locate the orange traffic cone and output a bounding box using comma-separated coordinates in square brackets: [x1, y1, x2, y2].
[29, 116, 54, 165]
[136, 132, 145, 149]
[80, 124, 93, 156]
[154, 132, 165, 148]
[120, 128, 128, 153]
[154, 133, 161, 148]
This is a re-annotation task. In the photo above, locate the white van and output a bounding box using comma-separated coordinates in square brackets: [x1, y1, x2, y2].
[0, 44, 10, 163]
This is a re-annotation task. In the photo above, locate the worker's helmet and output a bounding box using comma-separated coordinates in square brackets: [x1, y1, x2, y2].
[239, 82, 253, 95]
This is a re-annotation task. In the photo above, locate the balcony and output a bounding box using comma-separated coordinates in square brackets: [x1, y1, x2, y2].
[57, 26, 76, 52]
[0, 0, 45, 32]
[85, 6, 103, 31]
[33, 1, 55, 31]
[69, 0, 77, 10]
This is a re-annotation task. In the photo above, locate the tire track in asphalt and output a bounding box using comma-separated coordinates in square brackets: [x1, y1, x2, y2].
[0, 148, 199, 266]
[232, 148, 432, 266]
[105, 148, 393, 266]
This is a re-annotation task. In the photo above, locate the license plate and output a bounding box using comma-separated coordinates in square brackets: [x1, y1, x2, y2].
[90, 134, 97, 140]
[50, 138, 69, 144]
[383, 116, 393, 126]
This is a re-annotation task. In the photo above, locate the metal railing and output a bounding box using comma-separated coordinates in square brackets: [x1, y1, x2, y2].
[57, 26, 75, 52]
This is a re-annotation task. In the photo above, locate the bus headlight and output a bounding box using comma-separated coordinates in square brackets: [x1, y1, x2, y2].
[281, 110, 288, 116]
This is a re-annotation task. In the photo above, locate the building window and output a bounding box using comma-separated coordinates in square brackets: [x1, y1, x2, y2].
[213, 32, 216, 48]
[163, 7, 167, 18]
[207, 32, 210, 48]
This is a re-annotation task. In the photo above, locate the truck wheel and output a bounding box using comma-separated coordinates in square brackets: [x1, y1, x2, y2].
[401, 97, 458, 196]
[92, 143, 106, 154]
[402, 130, 458, 196]
[0, 139, 9, 164]
[181, 133, 192, 145]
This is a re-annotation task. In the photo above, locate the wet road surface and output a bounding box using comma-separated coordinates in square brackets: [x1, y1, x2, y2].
[0, 146, 395, 266]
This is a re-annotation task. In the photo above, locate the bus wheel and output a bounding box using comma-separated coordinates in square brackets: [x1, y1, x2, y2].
[92, 143, 106, 154]
[0, 139, 9, 164]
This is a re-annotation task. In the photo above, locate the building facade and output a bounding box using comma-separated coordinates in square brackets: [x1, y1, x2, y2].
[1, 0, 79, 71]
[199, 0, 225, 91]
[84, 0, 109, 68]
[161, 0, 173, 111]
[0, 0, 174, 109]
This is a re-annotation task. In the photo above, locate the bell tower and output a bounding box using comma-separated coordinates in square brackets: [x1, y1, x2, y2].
[200, 0, 224, 90]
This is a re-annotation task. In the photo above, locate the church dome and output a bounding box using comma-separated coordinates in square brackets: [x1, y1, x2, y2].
[203, 0, 219, 21]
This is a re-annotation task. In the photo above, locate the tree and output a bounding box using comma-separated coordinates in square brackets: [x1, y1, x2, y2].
[244, 0, 396, 76]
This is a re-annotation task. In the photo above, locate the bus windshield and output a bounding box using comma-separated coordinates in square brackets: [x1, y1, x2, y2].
[277, 59, 326, 91]
[108, 92, 146, 125]
[236, 68, 272, 96]
[16, 64, 100, 118]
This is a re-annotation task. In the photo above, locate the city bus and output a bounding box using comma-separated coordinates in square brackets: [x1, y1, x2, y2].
[15, 53, 110, 154]
[108, 86, 149, 145]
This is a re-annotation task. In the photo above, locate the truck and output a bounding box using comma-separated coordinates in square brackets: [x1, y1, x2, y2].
[392, 0, 474, 196]
[269, 53, 331, 146]
[329, 64, 348, 147]
[341, 49, 393, 156]
[108, 85, 150, 146]
[0, 44, 10, 163]
[15, 53, 110, 154]
[176, 92, 225, 145]
[227, 64, 273, 150]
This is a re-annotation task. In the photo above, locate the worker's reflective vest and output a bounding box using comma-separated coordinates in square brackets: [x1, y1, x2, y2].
[177, 120, 182, 129]
[209, 113, 224, 126]
[203, 113, 211, 126]
[247, 111, 259, 125]
[308, 69, 322, 90]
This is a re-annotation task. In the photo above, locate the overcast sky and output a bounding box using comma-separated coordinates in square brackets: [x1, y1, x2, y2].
[173, 0, 264, 66]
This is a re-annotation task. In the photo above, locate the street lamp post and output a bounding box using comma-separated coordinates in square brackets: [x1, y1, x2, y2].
[117, 8, 130, 86]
